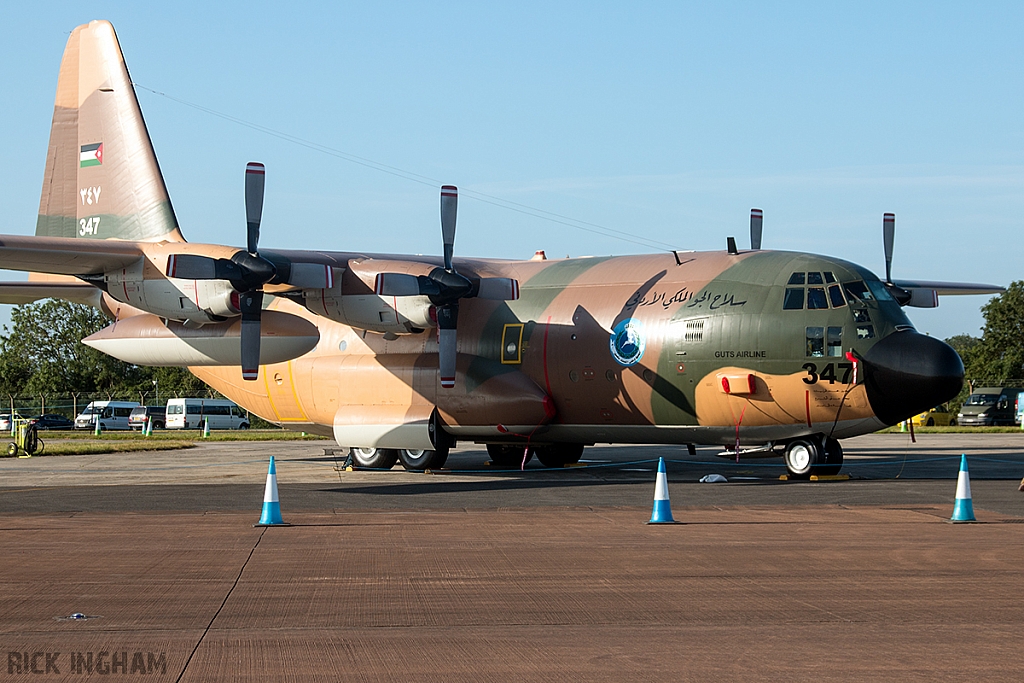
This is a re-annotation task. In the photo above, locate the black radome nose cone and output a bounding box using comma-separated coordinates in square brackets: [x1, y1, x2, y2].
[861, 331, 964, 426]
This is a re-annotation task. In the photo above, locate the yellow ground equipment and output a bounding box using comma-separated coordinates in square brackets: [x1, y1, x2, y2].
[7, 419, 44, 457]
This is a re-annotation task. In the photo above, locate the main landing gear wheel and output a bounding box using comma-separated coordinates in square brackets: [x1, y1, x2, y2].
[535, 443, 585, 468]
[486, 444, 534, 468]
[397, 446, 449, 471]
[350, 447, 399, 469]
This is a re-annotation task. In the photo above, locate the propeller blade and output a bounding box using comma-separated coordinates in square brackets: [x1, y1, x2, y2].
[285, 263, 333, 289]
[245, 162, 266, 255]
[436, 304, 458, 388]
[238, 290, 263, 381]
[750, 208, 763, 250]
[438, 328, 457, 388]
[473, 277, 520, 301]
[440, 185, 458, 271]
[883, 212, 895, 283]
[166, 254, 218, 280]
[376, 272, 423, 297]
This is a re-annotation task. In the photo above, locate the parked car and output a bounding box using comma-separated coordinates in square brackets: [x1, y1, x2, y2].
[0, 413, 23, 432]
[129, 405, 166, 430]
[1017, 391, 1024, 426]
[910, 405, 956, 427]
[29, 414, 74, 430]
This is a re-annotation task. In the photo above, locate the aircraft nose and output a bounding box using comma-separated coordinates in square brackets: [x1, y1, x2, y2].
[861, 330, 964, 425]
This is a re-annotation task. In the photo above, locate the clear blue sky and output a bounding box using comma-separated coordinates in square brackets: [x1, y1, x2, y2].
[4, 2, 1022, 339]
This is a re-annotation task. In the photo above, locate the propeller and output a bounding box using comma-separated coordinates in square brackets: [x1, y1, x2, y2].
[750, 208, 763, 250]
[164, 163, 278, 380]
[164, 163, 335, 379]
[238, 162, 272, 380]
[374, 185, 520, 389]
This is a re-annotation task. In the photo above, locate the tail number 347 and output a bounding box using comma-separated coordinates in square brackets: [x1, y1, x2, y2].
[802, 362, 854, 385]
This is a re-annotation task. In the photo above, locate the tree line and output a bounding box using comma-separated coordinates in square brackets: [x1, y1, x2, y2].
[0, 299, 210, 409]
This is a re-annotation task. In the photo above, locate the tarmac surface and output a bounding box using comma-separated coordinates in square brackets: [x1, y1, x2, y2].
[2, 434, 1024, 680]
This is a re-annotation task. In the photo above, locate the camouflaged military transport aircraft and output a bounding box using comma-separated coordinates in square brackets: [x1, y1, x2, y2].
[0, 21, 1004, 476]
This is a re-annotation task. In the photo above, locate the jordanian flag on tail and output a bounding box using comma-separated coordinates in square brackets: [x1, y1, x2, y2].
[80, 142, 103, 167]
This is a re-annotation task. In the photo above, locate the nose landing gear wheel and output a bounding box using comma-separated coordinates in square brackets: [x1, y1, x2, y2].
[784, 436, 843, 478]
[535, 443, 585, 468]
[486, 444, 534, 468]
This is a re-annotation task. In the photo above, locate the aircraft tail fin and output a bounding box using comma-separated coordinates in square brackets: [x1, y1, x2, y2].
[35, 19, 184, 244]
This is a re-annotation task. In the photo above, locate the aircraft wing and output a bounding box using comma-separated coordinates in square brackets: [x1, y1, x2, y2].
[0, 235, 143, 276]
[0, 282, 102, 306]
[892, 280, 1005, 296]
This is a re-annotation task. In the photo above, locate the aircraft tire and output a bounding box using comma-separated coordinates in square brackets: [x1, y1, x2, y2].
[819, 437, 843, 476]
[350, 447, 399, 469]
[398, 447, 449, 471]
[535, 443, 585, 468]
[486, 444, 534, 468]
[783, 438, 821, 478]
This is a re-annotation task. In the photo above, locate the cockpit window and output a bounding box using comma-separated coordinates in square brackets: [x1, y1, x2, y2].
[788, 272, 806, 285]
[828, 284, 846, 308]
[824, 271, 837, 284]
[843, 281, 874, 303]
[807, 272, 824, 285]
[783, 288, 804, 310]
[806, 326, 824, 357]
[807, 287, 828, 309]
[866, 279, 895, 302]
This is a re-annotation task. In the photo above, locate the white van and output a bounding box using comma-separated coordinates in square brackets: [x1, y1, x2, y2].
[165, 398, 250, 430]
[74, 401, 141, 430]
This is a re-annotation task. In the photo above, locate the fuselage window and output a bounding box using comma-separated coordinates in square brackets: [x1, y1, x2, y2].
[788, 272, 806, 285]
[807, 287, 829, 309]
[828, 284, 846, 308]
[827, 326, 843, 357]
[784, 288, 805, 310]
[806, 326, 825, 357]
[856, 325, 875, 339]
[807, 272, 824, 285]
[852, 308, 870, 323]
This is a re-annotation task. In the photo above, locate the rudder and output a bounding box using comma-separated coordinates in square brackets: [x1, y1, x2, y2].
[35, 20, 183, 243]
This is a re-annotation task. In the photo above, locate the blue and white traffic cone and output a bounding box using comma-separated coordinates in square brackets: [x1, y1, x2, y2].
[256, 456, 288, 526]
[647, 457, 677, 524]
[951, 454, 976, 523]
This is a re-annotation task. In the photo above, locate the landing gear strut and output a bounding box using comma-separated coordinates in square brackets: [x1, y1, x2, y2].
[783, 436, 843, 478]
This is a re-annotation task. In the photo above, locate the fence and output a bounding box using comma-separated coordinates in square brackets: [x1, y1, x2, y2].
[1, 390, 225, 419]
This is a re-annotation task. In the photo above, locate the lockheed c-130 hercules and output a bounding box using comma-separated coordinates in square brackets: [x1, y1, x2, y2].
[0, 20, 1003, 477]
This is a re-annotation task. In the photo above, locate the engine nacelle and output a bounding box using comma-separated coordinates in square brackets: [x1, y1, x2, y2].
[302, 288, 434, 335]
[104, 261, 240, 324]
